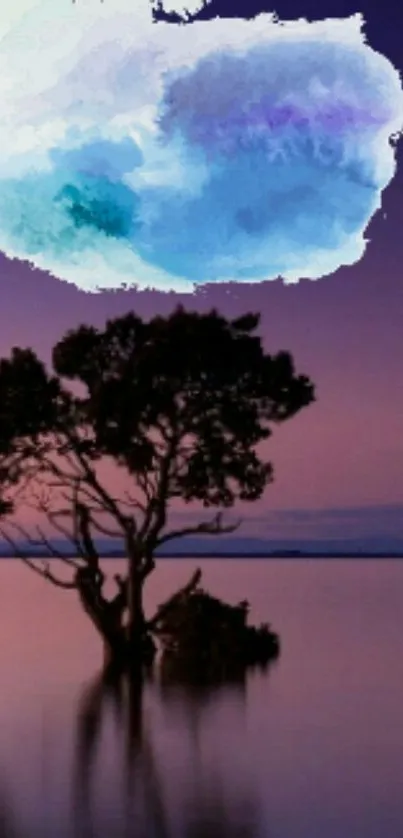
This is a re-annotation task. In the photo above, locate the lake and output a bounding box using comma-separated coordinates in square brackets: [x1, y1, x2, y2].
[0, 558, 402, 838]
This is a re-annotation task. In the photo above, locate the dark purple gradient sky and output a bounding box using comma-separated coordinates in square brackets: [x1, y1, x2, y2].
[1, 0, 402, 545]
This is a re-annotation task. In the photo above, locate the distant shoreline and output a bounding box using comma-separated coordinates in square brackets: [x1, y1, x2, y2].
[0, 552, 403, 560]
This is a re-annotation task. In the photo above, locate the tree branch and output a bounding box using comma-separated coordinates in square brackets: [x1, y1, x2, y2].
[34, 502, 86, 561]
[37, 433, 133, 541]
[75, 502, 100, 570]
[140, 430, 180, 544]
[122, 489, 146, 515]
[63, 427, 134, 534]
[34, 453, 130, 554]
[155, 512, 242, 549]
[36, 524, 81, 568]
[19, 483, 85, 562]
[5, 519, 80, 566]
[0, 528, 77, 589]
[86, 512, 122, 539]
[137, 469, 158, 506]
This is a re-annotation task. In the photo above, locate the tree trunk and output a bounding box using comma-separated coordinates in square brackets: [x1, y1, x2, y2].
[76, 577, 128, 669]
[79, 594, 126, 663]
[75, 557, 155, 673]
[127, 558, 146, 658]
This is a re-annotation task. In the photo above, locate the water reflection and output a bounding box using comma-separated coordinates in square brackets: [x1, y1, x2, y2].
[71, 661, 275, 838]
[0, 777, 21, 838]
[1, 561, 403, 837]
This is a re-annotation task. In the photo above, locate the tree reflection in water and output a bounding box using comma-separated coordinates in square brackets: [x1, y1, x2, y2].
[71, 661, 277, 838]
[0, 777, 21, 838]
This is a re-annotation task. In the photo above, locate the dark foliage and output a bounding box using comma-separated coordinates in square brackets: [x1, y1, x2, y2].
[0, 306, 314, 669]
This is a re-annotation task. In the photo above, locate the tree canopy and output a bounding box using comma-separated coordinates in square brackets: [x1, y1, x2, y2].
[0, 307, 314, 555]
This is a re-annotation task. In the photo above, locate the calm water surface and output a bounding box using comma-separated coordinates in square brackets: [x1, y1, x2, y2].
[0, 558, 402, 838]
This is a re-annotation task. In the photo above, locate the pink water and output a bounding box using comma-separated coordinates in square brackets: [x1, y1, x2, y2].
[0, 558, 402, 837]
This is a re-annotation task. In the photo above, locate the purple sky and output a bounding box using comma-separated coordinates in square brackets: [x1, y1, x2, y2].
[0, 0, 402, 548]
[1, 181, 402, 546]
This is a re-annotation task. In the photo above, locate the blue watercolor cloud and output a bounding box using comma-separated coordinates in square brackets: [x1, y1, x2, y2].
[0, 3, 402, 292]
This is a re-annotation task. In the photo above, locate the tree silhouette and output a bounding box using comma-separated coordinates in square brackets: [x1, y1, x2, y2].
[0, 306, 314, 669]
